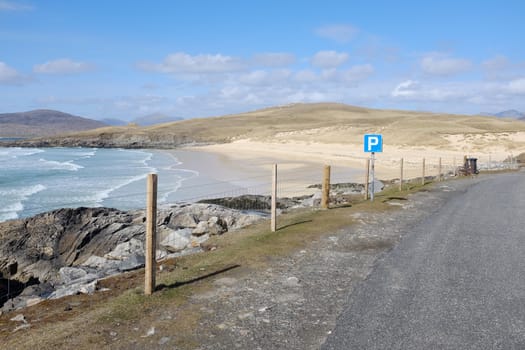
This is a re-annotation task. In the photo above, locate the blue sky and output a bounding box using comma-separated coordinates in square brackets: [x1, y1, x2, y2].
[1, 0, 524, 121]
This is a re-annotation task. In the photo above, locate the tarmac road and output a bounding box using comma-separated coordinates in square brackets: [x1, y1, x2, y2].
[322, 171, 525, 349]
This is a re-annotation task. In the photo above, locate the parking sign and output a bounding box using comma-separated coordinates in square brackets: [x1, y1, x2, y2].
[364, 134, 383, 153]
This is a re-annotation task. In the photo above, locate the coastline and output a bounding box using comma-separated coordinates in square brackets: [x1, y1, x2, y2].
[184, 139, 525, 182]
[168, 147, 365, 199]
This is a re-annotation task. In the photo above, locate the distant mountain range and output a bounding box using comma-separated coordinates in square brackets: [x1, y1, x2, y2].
[100, 118, 128, 126]
[480, 109, 525, 120]
[7, 103, 525, 149]
[100, 114, 183, 127]
[0, 110, 108, 138]
[0, 110, 185, 138]
[130, 113, 184, 126]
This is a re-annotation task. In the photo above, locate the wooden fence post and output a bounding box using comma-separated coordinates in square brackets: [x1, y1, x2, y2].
[421, 158, 426, 185]
[321, 165, 331, 209]
[145, 173, 158, 296]
[399, 158, 404, 191]
[271, 164, 277, 232]
[438, 157, 442, 181]
[364, 159, 370, 200]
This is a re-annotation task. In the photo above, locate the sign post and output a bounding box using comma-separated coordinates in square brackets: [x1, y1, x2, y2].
[364, 134, 383, 201]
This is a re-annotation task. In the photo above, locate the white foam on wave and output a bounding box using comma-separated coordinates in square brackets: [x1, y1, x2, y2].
[92, 173, 150, 205]
[38, 158, 84, 171]
[1, 147, 44, 159]
[158, 168, 199, 203]
[161, 152, 183, 170]
[0, 184, 47, 222]
[119, 149, 156, 170]
[75, 149, 97, 158]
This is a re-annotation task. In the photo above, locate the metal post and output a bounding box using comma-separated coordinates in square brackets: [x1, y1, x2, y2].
[271, 164, 277, 232]
[371, 152, 375, 201]
[438, 157, 442, 181]
[364, 159, 370, 200]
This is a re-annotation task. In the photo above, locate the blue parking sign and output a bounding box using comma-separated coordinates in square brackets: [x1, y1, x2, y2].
[364, 134, 383, 153]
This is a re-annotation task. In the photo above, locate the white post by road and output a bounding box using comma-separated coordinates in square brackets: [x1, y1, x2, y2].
[371, 152, 375, 201]
[271, 164, 277, 232]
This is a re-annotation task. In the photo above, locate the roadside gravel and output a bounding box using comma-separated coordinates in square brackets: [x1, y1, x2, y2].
[189, 178, 478, 349]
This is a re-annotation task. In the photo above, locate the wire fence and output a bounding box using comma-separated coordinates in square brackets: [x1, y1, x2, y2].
[0, 153, 521, 315]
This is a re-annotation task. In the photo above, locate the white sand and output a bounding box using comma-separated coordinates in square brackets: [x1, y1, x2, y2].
[186, 133, 525, 183]
[163, 131, 525, 200]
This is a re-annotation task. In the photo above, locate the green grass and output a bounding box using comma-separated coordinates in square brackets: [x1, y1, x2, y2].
[0, 176, 469, 348]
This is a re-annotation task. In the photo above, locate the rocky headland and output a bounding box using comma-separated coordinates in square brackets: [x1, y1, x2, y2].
[0, 203, 263, 314]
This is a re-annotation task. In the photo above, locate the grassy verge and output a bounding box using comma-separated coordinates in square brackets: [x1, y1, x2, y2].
[0, 179, 438, 348]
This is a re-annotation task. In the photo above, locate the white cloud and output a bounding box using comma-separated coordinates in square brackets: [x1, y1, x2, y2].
[0, 61, 26, 84]
[34, 58, 94, 74]
[138, 52, 245, 75]
[482, 55, 509, 71]
[311, 50, 349, 68]
[252, 53, 295, 67]
[341, 64, 375, 82]
[0, 0, 33, 11]
[391, 80, 420, 98]
[294, 69, 317, 83]
[481, 55, 525, 81]
[420, 54, 472, 76]
[315, 24, 359, 43]
[238, 69, 291, 86]
[391, 80, 473, 102]
[507, 78, 525, 95]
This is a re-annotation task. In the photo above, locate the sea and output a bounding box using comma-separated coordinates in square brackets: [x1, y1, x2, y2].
[0, 147, 198, 222]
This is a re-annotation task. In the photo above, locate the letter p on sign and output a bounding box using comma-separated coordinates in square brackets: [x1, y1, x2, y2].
[364, 134, 383, 153]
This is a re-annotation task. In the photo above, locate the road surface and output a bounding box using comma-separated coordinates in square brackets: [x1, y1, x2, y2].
[322, 171, 525, 349]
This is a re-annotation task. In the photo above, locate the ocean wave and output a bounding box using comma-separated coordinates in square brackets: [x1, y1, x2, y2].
[158, 169, 199, 203]
[38, 158, 84, 171]
[93, 172, 150, 205]
[75, 149, 97, 159]
[161, 152, 183, 170]
[0, 184, 47, 222]
[0, 183, 47, 197]
[1, 148, 44, 159]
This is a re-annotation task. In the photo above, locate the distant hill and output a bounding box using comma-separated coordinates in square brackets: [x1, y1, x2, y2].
[0, 110, 108, 138]
[481, 109, 525, 119]
[8, 103, 525, 149]
[131, 113, 183, 126]
[100, 118, 127, 126]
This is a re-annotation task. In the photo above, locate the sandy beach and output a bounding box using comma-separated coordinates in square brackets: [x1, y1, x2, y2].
[168, 147, 362, 199]
[179, 132, 525, 196]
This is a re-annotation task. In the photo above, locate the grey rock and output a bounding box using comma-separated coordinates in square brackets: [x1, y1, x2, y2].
[168, 212, 198, 229]
[104, 238, 144, 260]
[160, 228, 192, 252]
[58, 267, 98, 285]
[192, 221, 210, 236]
[49, 280, 97, 300]
[115, 253, 144, 272]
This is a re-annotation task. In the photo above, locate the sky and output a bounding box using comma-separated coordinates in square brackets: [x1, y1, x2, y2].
[1, 0, 524, 121]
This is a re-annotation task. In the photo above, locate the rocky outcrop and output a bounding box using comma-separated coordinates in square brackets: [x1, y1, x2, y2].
[0, 204, 263, 313]
[5, 133, 203, 149]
